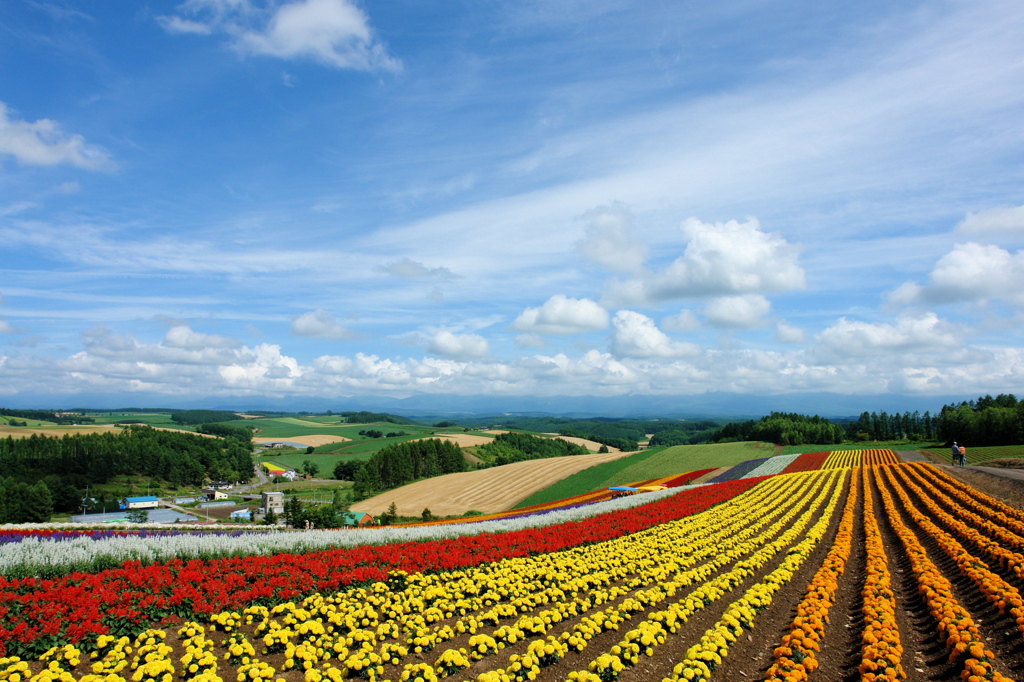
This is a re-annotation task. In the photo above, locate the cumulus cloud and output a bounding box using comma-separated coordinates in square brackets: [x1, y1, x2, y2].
[775, 322, 806, 344]
[426, 331, 490, 360]
[955, 205, 1024, 237]
[380, 257, 457, 280]
[512, 295, 609, 336]
[160, 0, 400, 72]
[576, 204, 648, 274]
[515, 333, 545, 348]
[813, 313, 961, 358]
[610, 310, 700, 359]
[290, 309, 357, 340]
[704, 294, 772, 329]
[0, 102, 112, 169]
[604, 217, 805, 306]
[163, 325, 239, 349]
[887, 242, 1024, 308]
[662, 309, 700, 333]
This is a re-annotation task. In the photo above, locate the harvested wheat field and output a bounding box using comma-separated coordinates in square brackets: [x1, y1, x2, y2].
[423, 432, 498, 447]
[350, 449, 634, 516]
[541, 432, 621, 452]
[253, 434, 350, 447]
[0, 424, 125, 438]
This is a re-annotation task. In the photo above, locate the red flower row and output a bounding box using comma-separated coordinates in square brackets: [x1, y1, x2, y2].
[0, 478, 761, 657]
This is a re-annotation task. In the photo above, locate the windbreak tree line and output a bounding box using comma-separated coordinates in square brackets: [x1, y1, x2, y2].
[844, 410, 938, 441]
[170, 410, 244, 425]
[0, 425, 253, 514]
[352, 438, 466, 499]
[0, 408, 93, 425]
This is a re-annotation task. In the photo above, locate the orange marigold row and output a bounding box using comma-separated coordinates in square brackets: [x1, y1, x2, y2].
[872, 466, 1012, 682]
[860, 465, 906, 682]
[763, 469, 859, 682]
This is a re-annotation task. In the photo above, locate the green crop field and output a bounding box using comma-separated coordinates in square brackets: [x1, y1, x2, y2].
[775, 440, 938, 456]
[514, 441, 775, 508]
[247, 418, 436, 440]
[88, 412, 182, 427]
[259, 451, 369, 477]
[920, 444, 1024, 465]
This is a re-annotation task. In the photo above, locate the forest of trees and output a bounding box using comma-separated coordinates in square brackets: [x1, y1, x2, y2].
[476, 431, 590, 466]
[710, 412, 846, 446]
[934, 394, 1022, 446]
[351, 438, 467, 499]
[0, 425, 253, 516]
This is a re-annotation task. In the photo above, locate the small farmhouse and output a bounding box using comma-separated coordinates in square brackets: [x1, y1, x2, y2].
[341, 511, 374, 527]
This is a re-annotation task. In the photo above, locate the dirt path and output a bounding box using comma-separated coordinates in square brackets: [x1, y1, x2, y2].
[349, 450, 636, 516]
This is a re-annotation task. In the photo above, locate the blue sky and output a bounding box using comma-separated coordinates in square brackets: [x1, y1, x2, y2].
[1, 0, 1023, 412]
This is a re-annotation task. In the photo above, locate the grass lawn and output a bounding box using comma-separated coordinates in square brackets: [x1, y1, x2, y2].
[514, 441, 776, 508]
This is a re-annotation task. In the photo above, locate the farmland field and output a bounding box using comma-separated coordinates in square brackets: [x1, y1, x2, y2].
[517, 441, 776, 508]
[920, 444, 1024, 465]
[6, 452, 1024, 682]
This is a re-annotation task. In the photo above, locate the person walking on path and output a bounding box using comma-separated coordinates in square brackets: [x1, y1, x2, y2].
[959, 444, 967, 466]
[952, 441, 960, 465]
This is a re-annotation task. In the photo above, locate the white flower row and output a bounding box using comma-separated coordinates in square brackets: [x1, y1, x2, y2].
[744, 453, 801, 478]
[0, 484, 702, 577]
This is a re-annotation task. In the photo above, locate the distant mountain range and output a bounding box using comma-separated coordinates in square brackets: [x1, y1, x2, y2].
[3, 391, 966, 422]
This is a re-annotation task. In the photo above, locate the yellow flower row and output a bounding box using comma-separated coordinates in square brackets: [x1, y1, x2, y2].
[664, 471, 846, 682]
[821, 451, 860, 470]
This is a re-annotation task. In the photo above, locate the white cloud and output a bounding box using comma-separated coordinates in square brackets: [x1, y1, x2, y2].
[0, 320, 16, 334]
[515, 333, 545, 348]
[0, 102, 112, 169]
[163, 325, 239, 349]
[955, 205, 1024, 237]
[813, 313, 961, 358]
[157, 15, 213, 34]
[610, 310, 700, 359]
[163, 0, 400, 72]
[704, 294, 771, 329]
[290, 309, 357, 340]
[425, 331, 490, 360]
[662, 309, 700, 333]
[512, 294, 609, 336]
[604, 217, 805, 305]
[775, 322, 806, 344]
[576, 204, 648, 274]
[888, 242, 1024, 307]
[380, 257, 457, 280]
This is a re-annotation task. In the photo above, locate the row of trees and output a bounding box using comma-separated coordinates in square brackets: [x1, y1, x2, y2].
[0, 408, 93, 425]
[0, 426, 253, 513]
[351, 438, 467, 499]
[170, 410, 243, 425]
[844, 411, 938, 441]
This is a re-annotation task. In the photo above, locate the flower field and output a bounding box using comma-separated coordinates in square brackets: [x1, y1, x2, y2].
[5, 450, 1024, 682]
